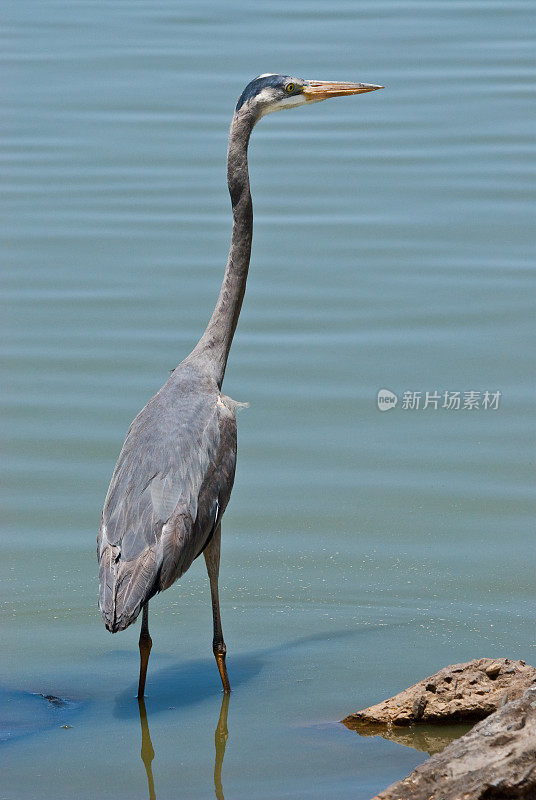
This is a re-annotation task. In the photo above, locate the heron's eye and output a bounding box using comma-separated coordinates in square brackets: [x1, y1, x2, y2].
[285, 83, 295, 94]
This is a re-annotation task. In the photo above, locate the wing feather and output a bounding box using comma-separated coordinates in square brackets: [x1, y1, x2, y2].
[97, 366, 238, 632]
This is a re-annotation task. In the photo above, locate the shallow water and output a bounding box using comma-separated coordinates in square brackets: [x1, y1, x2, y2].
[1, 1, 534, 798]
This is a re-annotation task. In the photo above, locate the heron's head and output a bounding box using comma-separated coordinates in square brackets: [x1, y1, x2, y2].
[235, 73, 383, 121]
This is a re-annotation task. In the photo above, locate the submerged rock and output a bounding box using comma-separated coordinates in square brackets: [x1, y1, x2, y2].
[40, 694, 68, 707]
[369, 687, 536, 799]
[342, 658, 536, 727]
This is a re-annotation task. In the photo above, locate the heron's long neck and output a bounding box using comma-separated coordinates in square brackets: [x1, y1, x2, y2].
[189, 110, 255, 387]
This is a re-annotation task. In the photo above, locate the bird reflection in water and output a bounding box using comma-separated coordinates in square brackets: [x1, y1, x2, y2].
[138, 699, 156, 800]
[213, 694, 229, 800]
[137, 695, 230, 800]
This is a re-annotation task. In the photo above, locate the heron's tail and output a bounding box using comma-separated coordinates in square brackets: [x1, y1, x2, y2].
[98, 531, 158, 633]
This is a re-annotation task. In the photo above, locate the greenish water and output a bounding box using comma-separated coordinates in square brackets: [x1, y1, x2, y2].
[1, 1, 534, 798]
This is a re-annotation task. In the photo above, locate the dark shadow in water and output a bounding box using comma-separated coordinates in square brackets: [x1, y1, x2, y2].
[137, 693, 230, 800]
[115, 651, 262, 719]
[114, 623, 398, 719]
[342, 719, 474, 755]
[0, 687, 83, 745]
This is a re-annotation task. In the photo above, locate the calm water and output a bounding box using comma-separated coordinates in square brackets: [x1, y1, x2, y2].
[1, 1, 534, 798]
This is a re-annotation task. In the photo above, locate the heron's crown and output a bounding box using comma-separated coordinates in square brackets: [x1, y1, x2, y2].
[235, 74, 303, 114]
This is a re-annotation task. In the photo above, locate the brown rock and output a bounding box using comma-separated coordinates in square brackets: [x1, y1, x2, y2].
[369, 687, 536, 799]
[342, 658, 536, 728]
[485, 661, 502, 679]
[412, 695, 427, 721]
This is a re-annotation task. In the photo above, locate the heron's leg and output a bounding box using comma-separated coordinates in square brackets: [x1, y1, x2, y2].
[204, 523, 230, 693]
[137, 602, 152, 699]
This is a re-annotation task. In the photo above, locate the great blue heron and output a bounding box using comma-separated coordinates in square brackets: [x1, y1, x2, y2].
[97, 74, 382, 698]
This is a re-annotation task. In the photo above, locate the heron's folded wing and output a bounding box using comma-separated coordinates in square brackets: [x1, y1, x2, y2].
[101, 390, 219, 548]
[97, 383, 238, 630]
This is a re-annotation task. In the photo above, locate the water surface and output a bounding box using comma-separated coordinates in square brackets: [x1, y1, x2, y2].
[1, 1, 534, 798]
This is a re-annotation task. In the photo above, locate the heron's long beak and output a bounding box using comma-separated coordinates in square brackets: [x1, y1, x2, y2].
[303, 80, 383, 102]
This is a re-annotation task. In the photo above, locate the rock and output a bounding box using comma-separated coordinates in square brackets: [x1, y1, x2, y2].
[342, 658, 536, 728]
[369, 688, 536, 799]
[412, 695, 427, 721]
[41, 694, 67, 707]
[485, 661, 502, 679]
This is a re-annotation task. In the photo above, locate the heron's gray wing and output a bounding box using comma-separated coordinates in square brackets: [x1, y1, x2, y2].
[98, 372, 238, 632]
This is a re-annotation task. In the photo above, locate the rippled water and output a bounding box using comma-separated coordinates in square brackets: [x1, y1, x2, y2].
[1, 1, 534, 798]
